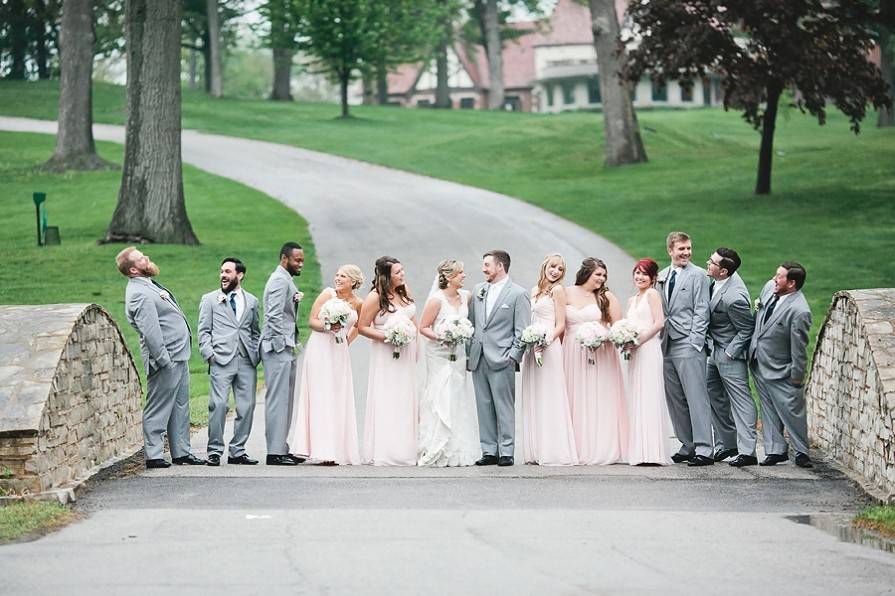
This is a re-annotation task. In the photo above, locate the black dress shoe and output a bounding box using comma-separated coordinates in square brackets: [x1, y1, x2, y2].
[794, 452, 814, 468]
[228, 454, 259, 465]
[475, 455, 499, 466]
[497, 456, 514, 467]
[687, 455, 715, 467]
[759, 453, 789, 466]
[713, 448, 739, 462]
[145, 458, 171, 469]
[287, 454, 306, 464]
[173, 454, 207, 465]
[671, 452, 693, 464]
[207, 454, 221, 467]
[729, 454, 758, 467]
[266, 454, 298, 466]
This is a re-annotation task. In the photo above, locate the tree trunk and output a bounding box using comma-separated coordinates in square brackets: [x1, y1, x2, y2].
[878, 28, 893, 128]
[361, 70, 375, 105]
[7, 0, 28, 79]
[46, 0, 112, 172]
[434, 40, 450, 108]
[339, 71, 350, 118]
[188, 44, 198, 89]
[376, 60, 389, 106]
[104, 0, 199, 245]
[484, 0, 503, 109]
[755, 83, 783, 196]
[33, 0, 50, 79]
[589, 0, 647, 166]
[206, 0, 222, 97]
[202, 30, 211, 93]
[271, 48, 294, 101]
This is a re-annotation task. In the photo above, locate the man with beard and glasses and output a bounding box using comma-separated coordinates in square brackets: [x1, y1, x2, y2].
[117, 247, 205, 469]
[198, 257, 261, 467]
[260, 242, 306, 465]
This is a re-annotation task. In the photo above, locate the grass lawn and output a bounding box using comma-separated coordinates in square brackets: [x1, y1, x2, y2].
[1, 80, 894, 358]
[0, 131, 320, 425]
[0, 501, 76, 542]
[855, 505, 895, 539]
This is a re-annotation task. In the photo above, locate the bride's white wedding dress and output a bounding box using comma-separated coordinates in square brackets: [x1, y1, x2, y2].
[417, 289, 482, 467]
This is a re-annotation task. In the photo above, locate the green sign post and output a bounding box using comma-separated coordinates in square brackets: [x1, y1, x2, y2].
[33, 192, 46, 246]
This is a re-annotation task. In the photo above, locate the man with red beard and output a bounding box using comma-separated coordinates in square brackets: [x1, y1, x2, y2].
[117, 247, 205, 469]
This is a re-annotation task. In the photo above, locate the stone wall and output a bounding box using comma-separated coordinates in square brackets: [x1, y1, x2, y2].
[0, 304, 142, 497]
[808, 289, 895, 502]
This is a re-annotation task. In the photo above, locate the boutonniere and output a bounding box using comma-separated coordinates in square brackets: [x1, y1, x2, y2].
[477, 287, 487, 300]
[218, 293, 227, 303]
[754, 297, 762, 310]
[159, 291, 170, 301]
[293, 291, 304, 303]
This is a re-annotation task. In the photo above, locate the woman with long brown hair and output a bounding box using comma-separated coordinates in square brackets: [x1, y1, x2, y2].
[357, 256, 418, 466]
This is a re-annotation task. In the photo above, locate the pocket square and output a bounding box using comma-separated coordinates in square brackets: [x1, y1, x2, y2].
[499, 304, 510, 309]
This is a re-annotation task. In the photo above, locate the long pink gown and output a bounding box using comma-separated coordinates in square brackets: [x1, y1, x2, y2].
[363, 301, 418, 466]
[521, 293, 578, 465]
[626, 290, 674, 465]
[564, 304, 628, 465]
[287, 288, 360, 464]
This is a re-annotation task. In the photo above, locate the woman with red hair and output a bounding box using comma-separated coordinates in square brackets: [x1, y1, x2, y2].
[625, 258, 674, 465]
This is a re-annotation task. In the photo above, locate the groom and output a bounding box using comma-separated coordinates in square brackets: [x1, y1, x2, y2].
[467, 250, 530, 467]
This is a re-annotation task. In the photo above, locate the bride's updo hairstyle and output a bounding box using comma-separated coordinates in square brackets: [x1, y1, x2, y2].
[338, 264, 364, 291]
[534, 253, 566, 299]
[575, 257, 612, 324]
[437, 259, 464, 289]
[372, 256, 413, 314]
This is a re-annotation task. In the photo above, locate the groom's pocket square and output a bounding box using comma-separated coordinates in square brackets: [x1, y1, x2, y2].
[499, 304, 510, 309]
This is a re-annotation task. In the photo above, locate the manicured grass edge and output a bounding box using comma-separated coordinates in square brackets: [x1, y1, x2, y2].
[854, 505, 895, 540]
[0, 500, 79, 544]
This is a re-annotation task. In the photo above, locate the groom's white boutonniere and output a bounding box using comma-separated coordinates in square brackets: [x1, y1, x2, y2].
[218, 293, 227, 303]
[293, 291, 304, 303]
[477, 286, 487, 300]
[754, 297, 762, 310]
[159, 290, 170, 301]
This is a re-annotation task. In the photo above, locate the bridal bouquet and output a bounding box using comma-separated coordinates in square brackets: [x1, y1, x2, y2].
[384, 315, 416, 359]
[319, 298, 353, 343]
[575, 321, 607, 365]
[608, 319, 640, 360]
[434, 316, 475, 361]
[521, 324, 549, 367]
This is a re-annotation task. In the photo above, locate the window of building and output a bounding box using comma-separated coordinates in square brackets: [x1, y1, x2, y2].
[587, 76, 601, 104]
[504, 96, 521, 111]
[460, 97, 475, 109]
[680, 81, 694, 102]
[562, 82, 576, 105]
[651, 78, 667, 101]
[546, 84, 554, 107]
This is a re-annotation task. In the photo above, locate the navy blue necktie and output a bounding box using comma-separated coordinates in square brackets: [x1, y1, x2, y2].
[667, 270, 677, 300]
[229, 293, 237, 317]
[763, 295, 779, 325]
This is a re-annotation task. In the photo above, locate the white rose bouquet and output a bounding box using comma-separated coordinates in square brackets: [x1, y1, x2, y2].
[575, 321, 607, 365]
[434, 316, 475, 361]
[608, 319, 640, 360]
[384, 315, 417, 359]
[319, 298, 353, 343]
[521, 324, 549, 367]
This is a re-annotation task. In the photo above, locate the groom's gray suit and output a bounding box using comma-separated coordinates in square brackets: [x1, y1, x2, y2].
[124, 276, 193, 461]
[657, 262, 713, 458]
[198, 287, 261, 458]
[467, 278, 530, 458]
[260, 265, 301, 456]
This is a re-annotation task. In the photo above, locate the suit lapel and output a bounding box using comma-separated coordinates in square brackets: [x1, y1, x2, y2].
[759, 291, 788, 337]
[485, 279, 513, 327]
[668, 266, 686, 309]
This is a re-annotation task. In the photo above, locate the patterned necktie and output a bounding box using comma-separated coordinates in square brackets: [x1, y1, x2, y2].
[667, 269, 677, 300]
[229, 293, 237, 317]
[762, 295, 779, 325]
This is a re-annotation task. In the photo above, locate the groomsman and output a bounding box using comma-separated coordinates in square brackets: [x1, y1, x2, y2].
[198, 258, 261, 467]
[705, 248, 757, 466]
[260, 242, 305, 466]
[657, 232, 714, 466]
[116, 247, 205, 469]
[749, 261, 813, 468]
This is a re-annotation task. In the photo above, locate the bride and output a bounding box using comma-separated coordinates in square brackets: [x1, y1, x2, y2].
[417, 259, 482, 467]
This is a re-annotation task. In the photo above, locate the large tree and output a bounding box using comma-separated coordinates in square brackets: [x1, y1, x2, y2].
[261, 0, 298, 101]
[588, 0, 646, 166]
[878, 1, 894, 127]
[625, 0, 891, 195]
[46, 0, 112, 172]
[205, 0, 223, 97]
[4, 0, 29, 79]
[104, 0, 199, 244]
[181, 0, 241, 95]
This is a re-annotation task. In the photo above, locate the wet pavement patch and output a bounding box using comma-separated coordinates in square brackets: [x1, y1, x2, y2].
[788, 514, 895, 555]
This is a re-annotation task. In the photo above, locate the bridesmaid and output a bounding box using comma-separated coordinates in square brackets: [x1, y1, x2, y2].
[625, 258, 674, 466]
[358, 256, 418, 466]
[288, 265, 364, 465]
[521, 253, 578, 465]
[563, 257, 628, 465]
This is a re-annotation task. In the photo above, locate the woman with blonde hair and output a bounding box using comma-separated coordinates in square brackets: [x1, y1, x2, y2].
[417, 259, 481, 466]
[520, 253, 578, 465]
[288, 264, 365, 465]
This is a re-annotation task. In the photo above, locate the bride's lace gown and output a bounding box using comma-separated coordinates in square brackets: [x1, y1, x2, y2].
[417, 289, 482, 467]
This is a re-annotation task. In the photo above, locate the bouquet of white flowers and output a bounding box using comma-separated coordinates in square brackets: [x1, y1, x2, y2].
[434, 316, 475, 361]
[384, 315, 417, 359]
[521, 324, 549, 367]
[575, 321, 607, 365]
[608, 319, 640, 360]
[319, 298, 353, 343]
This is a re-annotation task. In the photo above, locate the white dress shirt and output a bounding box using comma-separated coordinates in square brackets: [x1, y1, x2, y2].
[485, 277, 509, 319]
[228, 288, 246, 321]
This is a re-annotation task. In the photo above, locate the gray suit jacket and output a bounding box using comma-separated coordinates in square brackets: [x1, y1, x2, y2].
[198, 288, 261, 367]
[707, 272, 754, 360]
[748, 280, 812, 383]
[657, 263, 711, 350]
[261, 265, 300, 354]
[125, 276, 192, 375]
[467, 278, 530, 371]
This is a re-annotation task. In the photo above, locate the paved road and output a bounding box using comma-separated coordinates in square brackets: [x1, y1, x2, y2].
[2, 118, 894, 594]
